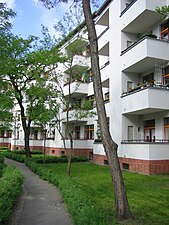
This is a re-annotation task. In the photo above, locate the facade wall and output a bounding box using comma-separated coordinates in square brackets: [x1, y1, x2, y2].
[2, 0, 169, 175]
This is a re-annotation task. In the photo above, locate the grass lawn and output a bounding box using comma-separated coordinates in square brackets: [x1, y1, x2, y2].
[41, 162, 169, 225]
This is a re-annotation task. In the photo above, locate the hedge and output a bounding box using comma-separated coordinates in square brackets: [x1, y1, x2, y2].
[0, 166, 23, 224]
[2, 151, 25, 163]
[14, 150, 43, 155]
[2, 151, 88, 164]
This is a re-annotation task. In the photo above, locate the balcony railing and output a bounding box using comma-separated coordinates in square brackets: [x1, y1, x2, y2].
[100, 61, 110, 70]
[120, 0, 138, 17]
[121, 35, 162, 56]
[122, 84, 169, 97]
[97, 27, 109, 40]
[122, 139, 169, 144]
[64, 137, 94, 140]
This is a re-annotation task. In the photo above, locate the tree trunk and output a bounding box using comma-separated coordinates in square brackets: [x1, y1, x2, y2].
[20, 104, 31, 157]
[66, 134, 73, 176]
[43, 129, 47, 164]
[24, 128, 31, 157]
[82, 0, 132, 220]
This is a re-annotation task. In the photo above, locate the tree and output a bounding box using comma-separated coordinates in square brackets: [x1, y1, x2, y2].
[0, 5, 65, 156]
[48, 37, 95, 176]
[0, 2, 16, 34]
[0, 3, 15, 146]
[39, 0, 132, 220]
[29, 85, 59, 162]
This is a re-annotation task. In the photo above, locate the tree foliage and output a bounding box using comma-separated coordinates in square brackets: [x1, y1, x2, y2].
[156, 5, 169, 19]
[0, 2, 16, 33]
[0, 3, 66, 156]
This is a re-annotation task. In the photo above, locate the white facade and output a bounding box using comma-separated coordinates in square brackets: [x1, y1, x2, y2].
[3, 0, 169, 174]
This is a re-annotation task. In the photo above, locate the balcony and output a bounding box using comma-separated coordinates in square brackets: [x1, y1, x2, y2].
[121, 0, 165, 33]
[63, 81, 88, 97]
[97, 27, 110, 52]
[121, 140, 169, 160]
[121, 86, 169, 114]
[100, 61, 110, 83]
[121, 36, 169, 73]
[96, 8, 109, 26]
[72, 55, 90, 67]
[98, 31, 110, 54]
[64, 139, 94, 150]
[61, 107, 94, 122]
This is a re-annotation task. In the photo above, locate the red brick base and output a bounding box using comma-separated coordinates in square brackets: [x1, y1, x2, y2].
[93, 154, 169, 175]
[119, 158, 169, 175]
[93, 154, 108, 165]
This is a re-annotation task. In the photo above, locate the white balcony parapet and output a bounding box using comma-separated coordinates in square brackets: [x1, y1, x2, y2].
[97, 26, 109, 40]
[120, 0, 166, 33]
[73, 55, 90, 67]
[61, 109, 89, 122]
[121, 86, 169, 114]
[63, 81, 88, 97]
[121, 142, 169, 160]
[121, 36, 169, 73]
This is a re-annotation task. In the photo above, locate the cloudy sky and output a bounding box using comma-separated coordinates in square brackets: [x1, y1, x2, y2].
[1, 0, 104, 39]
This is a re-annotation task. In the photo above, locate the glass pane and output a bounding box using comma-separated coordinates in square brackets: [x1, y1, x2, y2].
[128, 126, 133, 140]
[165, 128, 169, 140]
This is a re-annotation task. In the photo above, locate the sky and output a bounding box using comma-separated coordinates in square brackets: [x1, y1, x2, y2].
[1, 0, 104, 39]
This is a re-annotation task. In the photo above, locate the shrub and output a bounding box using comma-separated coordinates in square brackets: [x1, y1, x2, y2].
[2, 151, 25, 163]
[14, 150, 43, 155]
[0, 154, 5, 177]
[34, 156, 88, 164]
[0, 166, 23, 224]
[0, 154, 4, 164]
[3, 151, 88, 164]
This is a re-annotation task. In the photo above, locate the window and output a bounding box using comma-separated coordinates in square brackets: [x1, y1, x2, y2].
[30, 129, 39, 140]
[84, 125, 94, 139]
[163, 66, 169, 87]
[122, 163, 129, 170]
[34, 130, 38, 140]
[104, 160, 109, 165]
[128, 126, 133, 141]
[164, 117, 169, 140]
[161, 20, 169, 40]
[144, 120, 155, 142]
[75, 126, 80, 139]
[6, 130, 12, 138]
[61, 150, 65, 155]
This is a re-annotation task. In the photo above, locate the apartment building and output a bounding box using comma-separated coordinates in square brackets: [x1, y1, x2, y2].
[1, 0, 169, 174]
